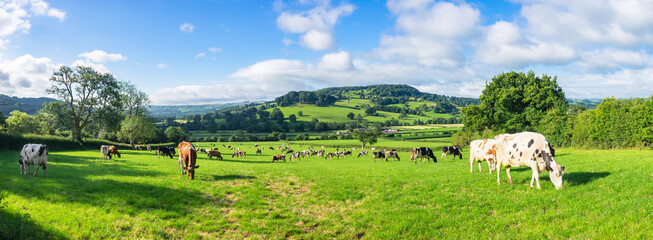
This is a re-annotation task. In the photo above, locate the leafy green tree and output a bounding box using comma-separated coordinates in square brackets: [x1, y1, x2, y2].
[365, 107, 376, 116]
[289, 114, 297, 123]
[4, 110, 38, 134]
[462, 71, 566, 133]
[352, 126, 381, 148]
[119, 114, 157, 147]
[165, 126, 187, 143]
[347, 112, 355, 120]
[46, 65, 122, 142]
[278, 132, 287, 141]
[270, 108, 284, 123]
[298, 111, 303, 116]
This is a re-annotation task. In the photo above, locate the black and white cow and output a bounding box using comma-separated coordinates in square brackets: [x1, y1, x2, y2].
[494, 132, 565, 190]
[20, 144, 48, 177]
[372, 151, 385, 162]
[441, 145, 463, 160]
[410, 147, 437, 164]
[157, 147, 175, 159]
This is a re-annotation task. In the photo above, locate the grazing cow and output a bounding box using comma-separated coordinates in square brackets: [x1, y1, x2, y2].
[269, 147, 274, 150]
[357, 150, 368, 157]
[441, 145, 463, 160]
[256, 149, 262, 155]
[385, 150, 400, 161]
[409, 147, 437, 164]
[108, 146, 121, 159]
[339, 151, 352, 158]
[232, 151, 246, 158]
[101, 145, 111, 160]
[19, 144, 48, 177]
[147, 145, 152, 152]
[207, 150, 223, 160]
[372, 151, 385, 162]
[157, 147, 175, 159]
[324, 152, 336, 160]
[494, 132, 565, 190]
[272, 154, 286, 162]
[290, 152, 302, 161]
[469, 139, 497, 173]
[316, 150, 325, 158]
[178, 141, 199, 180]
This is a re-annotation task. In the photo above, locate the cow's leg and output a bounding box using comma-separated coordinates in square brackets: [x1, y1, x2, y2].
[487, 160, 493, 174]
[530, 166, 541, 189]
[33, 164, 38, 177]
[42, 164, 46, 177]
[478, 162, 483, 172]
[470, 159, 474, 172]
[496, 163, 501, 185]
[506, 167, 513, 185]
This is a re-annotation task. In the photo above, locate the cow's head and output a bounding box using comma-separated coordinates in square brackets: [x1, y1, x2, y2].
[549, 165, 565, 190]
[187, 164, 199, 180]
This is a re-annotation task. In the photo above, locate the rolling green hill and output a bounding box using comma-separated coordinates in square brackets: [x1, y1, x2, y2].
[0, 94, 56, 115]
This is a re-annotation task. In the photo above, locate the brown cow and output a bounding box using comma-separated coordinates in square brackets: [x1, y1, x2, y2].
[272, 154, 286, 162]
[108, 145, 121, 158]
[178, 141, 199, 180]
[207, 150, 223, 160]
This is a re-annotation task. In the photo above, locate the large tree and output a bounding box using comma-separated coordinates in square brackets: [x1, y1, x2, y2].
[119, 114, 157, 147]
[165, 126, 187, 143]
[46, 65, 122, 142]
[120, 82, 150, 119]
[462, 71, 567, 133]
[352, 126, 382, 149]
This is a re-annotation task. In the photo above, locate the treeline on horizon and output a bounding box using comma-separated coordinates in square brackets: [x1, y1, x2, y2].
[454, 71, 653, 149]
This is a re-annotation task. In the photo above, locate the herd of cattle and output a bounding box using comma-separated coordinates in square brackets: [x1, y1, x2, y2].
[17, 131, 564, 189]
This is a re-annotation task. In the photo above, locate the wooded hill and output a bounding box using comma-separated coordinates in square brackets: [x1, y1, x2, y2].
[166, 84, 476, 135]
[0, 94, 56, 115]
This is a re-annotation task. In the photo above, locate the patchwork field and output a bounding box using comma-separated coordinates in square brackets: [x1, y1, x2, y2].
[1, 142, 651, 239]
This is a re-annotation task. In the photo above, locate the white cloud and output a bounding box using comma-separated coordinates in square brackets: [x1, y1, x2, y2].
[276, 2, 354, 50]
[156, 63, 168, 69]
[78, 50, 127, 63]
[194, 52, 206, 59]
[377, 1, 480, 68]
[577, 49, 650, 72]
[0, 54, 59, 98]
[318, 51, 352, 71]
[300, 30, 334, 50]
[475, 21, 576, 67]
[208, 47, 222, 53]
[72, 60, 111, 74]
[179, 23, 195, 33]
[0, 0, 65, 37]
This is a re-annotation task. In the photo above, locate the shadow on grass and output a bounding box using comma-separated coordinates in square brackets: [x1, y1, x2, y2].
[219, 158, 271, 164]
[0, 152, 234, 219]
[0, 209, 69, 240]
[564, 171, 611, 186]
[210, 174, 257, 181]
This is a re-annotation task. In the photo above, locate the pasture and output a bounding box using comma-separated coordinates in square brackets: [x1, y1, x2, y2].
[0, 142, 651, 239]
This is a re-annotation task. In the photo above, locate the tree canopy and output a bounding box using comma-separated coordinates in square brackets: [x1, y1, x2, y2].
[462, 71, 566, 133]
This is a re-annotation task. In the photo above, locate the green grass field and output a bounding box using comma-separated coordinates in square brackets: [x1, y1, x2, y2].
[1, 142, 651, 239]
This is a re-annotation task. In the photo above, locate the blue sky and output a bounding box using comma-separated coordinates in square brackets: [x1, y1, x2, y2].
[0, 0, 651, 105]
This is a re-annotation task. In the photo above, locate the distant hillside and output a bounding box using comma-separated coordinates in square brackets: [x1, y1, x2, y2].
[276, 84, 479, 108]
[0, 94, 57, 115]
[148, 102, 260, 117]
